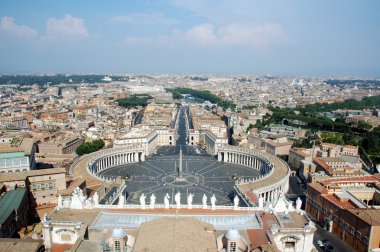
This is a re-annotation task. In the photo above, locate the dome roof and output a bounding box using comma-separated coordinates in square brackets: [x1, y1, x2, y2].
[225, 229, 240, 240]
[112, 227, 126, 239]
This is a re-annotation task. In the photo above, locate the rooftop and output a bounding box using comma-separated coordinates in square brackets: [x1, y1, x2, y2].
[0, 167, 66, 183]
[239, 150, 289, 192]
[0, 138, 34, 156]
[0, 188, 27, 224]
[278, 212, 309, 229]
[90, 211, 261, 230]
[347, 209, 380, 226]
[133, 217, 217, 252]
[0, 238, 43, 252]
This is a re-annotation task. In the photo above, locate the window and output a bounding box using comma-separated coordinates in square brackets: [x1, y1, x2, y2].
[344, 223, 349, 230]
[339, 220, 344, 227]
[364, 237, 369, 245]
[285, 242, 296, 250]
[114, 240, 121, 252]
[355, 231, 361, 239]
[229, 241, 237, 252]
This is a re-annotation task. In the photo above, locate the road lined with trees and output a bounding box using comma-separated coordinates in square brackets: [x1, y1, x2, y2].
[167, 87, 236, 110]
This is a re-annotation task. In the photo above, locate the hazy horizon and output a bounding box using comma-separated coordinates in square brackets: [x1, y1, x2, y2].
[1, 0, 379, 77]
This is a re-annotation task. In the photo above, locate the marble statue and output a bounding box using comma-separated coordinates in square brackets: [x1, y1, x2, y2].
[269, 203, 274, 213]
[140, 193, 146, 209]
[296, 197, 302, 211]
[164, 193, 170, 209]
[84, 198, 93, 209]
[202, 194, 208, 209]
[150, 194, 156, 209]
[70, 187, 85, 209]
[175, 191, 181, 209]
[63, 197, 71, 208]
[210, 194, 216, 210]
[57, 194, 63, 209]
[42, 213, 48, 222]
[187, 193, 194, 209]
[93, 192, 99, 207]
[118, 193, 125, 208]
[258, 194, 264, 209]
[233, 195, 240, 210]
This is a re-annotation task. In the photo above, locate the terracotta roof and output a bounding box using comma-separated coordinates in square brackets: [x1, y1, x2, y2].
[313, 158, 333, 173]
[322, 194, 356, 209]
[320, 175, 380, 186]
[245, 190, 258, 204]
[247, 212, 277, 249]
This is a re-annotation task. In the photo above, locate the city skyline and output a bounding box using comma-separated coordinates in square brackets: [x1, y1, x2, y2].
[0, 0, 380, 76]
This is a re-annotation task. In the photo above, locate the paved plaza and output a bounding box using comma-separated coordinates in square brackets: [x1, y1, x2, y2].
[98, 146, 261, 206]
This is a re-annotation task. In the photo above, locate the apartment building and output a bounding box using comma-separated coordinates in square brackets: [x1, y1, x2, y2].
[305, 175, 380, 252]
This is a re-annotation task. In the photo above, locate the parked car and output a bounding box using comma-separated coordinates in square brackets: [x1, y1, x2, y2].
[321, 240, 333, 251]
[317, 240, 324, 248]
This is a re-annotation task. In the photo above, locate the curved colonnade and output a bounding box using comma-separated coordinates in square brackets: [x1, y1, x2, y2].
[218, 146, 290, 205]
[82, 144, 290, 206]
[86, 144, 145, 182]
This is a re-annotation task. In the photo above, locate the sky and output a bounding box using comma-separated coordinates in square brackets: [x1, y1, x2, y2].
[0, 0, 379, 76]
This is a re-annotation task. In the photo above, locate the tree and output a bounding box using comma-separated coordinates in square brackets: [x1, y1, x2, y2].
[75, 139, 105, 156]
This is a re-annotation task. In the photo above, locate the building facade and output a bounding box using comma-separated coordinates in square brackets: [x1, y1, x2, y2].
[305, 175, 380, 252]
[0, 137, 36, 173]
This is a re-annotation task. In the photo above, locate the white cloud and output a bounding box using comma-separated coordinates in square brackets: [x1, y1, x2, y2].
[184, 23, 283, 46]
[110, 13, 177, 25]
[185, 23, 216, 45]
[0, 16, 38, 38]
[45, 14, 88, 39]
[217, 23, 283, 46]
[121, 22, 283, 48]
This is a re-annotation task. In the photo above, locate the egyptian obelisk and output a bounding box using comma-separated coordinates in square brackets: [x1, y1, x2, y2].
[179, 147, 183, 178]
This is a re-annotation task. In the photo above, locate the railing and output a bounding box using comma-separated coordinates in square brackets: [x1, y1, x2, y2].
[271, 227, 312, 232]
[50, 221, 82, 226]
[96, 203, 260, 211]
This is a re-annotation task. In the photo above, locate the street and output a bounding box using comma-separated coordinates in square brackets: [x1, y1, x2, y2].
[313, 225, 355, 252]
[286, 175, 306, 209]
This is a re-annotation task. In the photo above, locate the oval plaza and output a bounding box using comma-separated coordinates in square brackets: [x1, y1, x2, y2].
[87, 144, 290, 207]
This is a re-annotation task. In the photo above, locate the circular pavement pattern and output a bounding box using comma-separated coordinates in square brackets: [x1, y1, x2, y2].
[98, 146, 261, 206]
